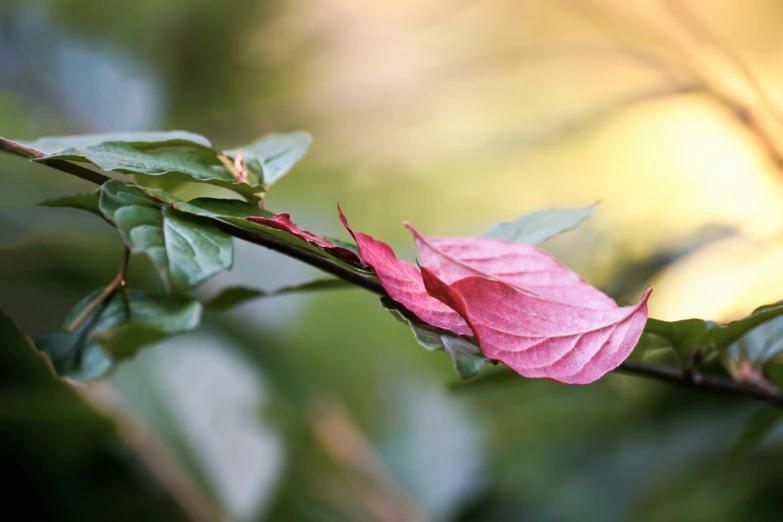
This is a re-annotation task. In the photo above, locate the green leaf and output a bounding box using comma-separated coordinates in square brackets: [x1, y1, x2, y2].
[205, 278, 351, 312]
[729, 315, 783, 368]
[39, 190, 104, 219]
[137, 185, 368, 275]
[226, 131, 311, 187]
[380, 297, 487, 379]
[481, 204, 596, 245]
[644, 318, 710, 368]
[40, 142, 264, 201]
[36, 290, 202, 381]
[628, 331, 671, 361]
[441, 336, 487, 379]
[0, 310, 197, 521]
[706, 301, 783, 356]
[21, 130, 212, 154]
[96, 295, 202, 361]
[136, 184, 273, 220]
[729, 407, 783, 469]
[99, 180, 233, 291]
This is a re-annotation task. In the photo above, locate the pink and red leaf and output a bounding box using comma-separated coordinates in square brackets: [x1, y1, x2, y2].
[340, 207, 652, 384]
[247, 213, 361, 263]
[338, 207, 472, 335]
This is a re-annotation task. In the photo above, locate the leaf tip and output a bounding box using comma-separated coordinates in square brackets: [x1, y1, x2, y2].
[337, 204, 353, 234]
[402, 221, 421, 237]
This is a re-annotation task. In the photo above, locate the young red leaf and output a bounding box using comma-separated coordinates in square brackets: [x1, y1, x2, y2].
[233, 148, 249, 183]
[406, 224, 616, 310]
[247, 213, 360, 263]
[338, 207, 472, 335]
[421, 267, 651, 384]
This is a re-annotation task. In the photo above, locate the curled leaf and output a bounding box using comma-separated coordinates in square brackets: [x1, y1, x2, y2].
[233, 148, 249, 183]
[248, 213, 361, 264]
[217, 148, 250, 184]
[341, 206, 651, 384]
[421, 268, 651, 384]
[339, 207, 472, 336]
[226, 131, 312, 187]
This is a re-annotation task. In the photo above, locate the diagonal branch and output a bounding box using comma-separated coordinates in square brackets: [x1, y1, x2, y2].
[0, 136, 112, 185]
[3, 135, 783, 408]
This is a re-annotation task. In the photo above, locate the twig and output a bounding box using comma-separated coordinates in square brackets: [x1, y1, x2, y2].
[66, 247, 130, 332]
[216, 221, 383, 296]
[0, 136, 112, 185]
[618, 360, 783, 407]
[3, 135, 783, 408]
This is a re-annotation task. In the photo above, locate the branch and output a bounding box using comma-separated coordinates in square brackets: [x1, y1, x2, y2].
[3, 136, 783, 408]
[618, 361, 783, 408]
[0, 136, 112, 185]
[216, 221, 384, 296]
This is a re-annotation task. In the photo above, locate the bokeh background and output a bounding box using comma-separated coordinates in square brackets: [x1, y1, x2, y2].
[3, 0, 783, 520]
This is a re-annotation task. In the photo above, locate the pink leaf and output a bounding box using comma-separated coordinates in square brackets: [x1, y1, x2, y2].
[338, 207, 472, 335]
[421, 267, 651, 384]
[233, 148, 249, 183]
[247, 213, 360, 263]
[406, 224, 617, 310]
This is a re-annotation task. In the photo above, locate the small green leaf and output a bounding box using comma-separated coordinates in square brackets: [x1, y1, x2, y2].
[441, 336, 487, 379]
[644, 318, 710, 368]
[381, 297, 486, 379]
[22, 130, 212, 154]
[39, 190, 104, 219]
[706, 301, 783, 355]
[730, 407, 783, 469]
[137, 185, 273, 220]
[728, 315, 783, 370]
[99, 180, 233, 291]
[481, 204, 596, 245]
[226, 132, 311, 187]
[36, 290, 202, 381]
[205, 278, 351, 312]
[40, 142, 264, 202]
[628, 331, 671, 361]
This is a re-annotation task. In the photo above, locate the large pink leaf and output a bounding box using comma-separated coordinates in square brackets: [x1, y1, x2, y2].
[406, 224, 617, 310]
[247, 213, 360, 263]
[338, 207, 472, 335]
[421, 267, 651, 384]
